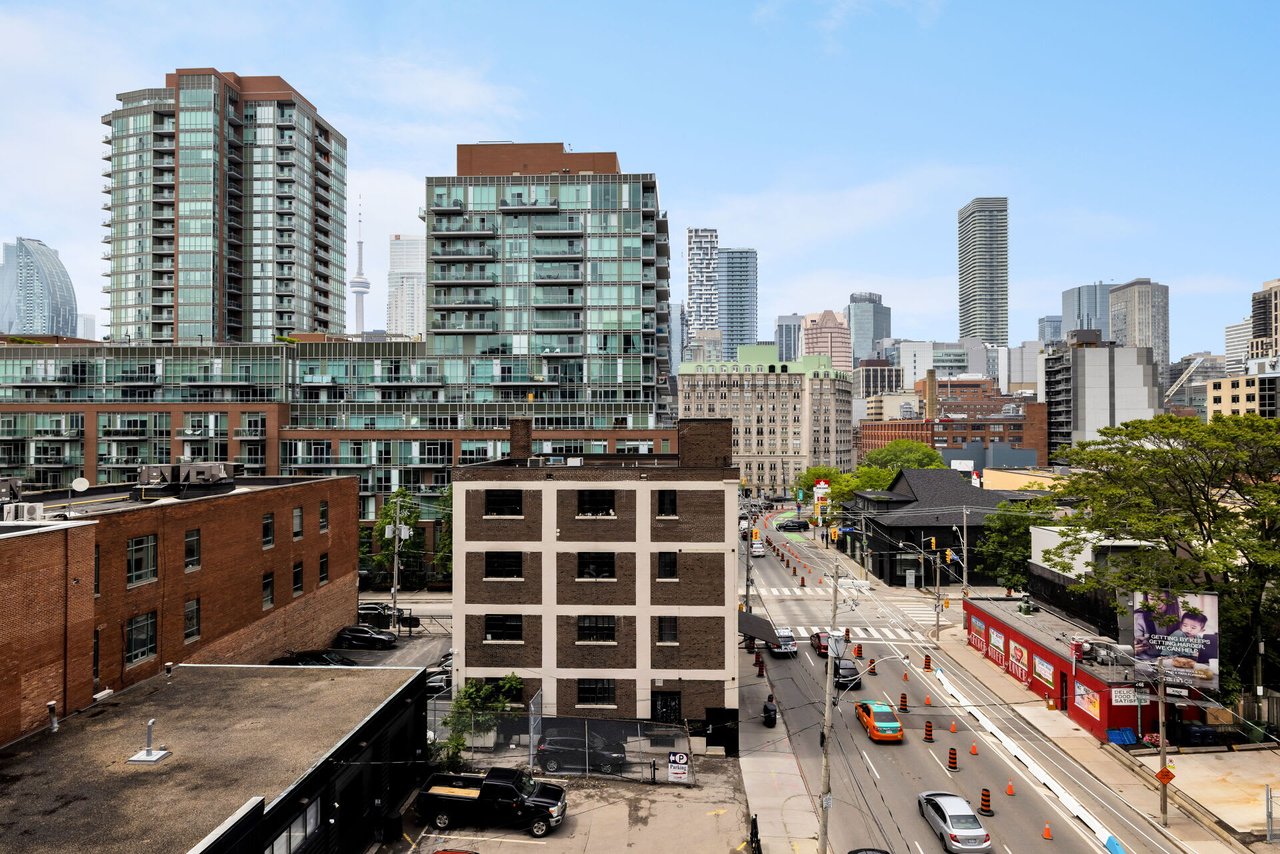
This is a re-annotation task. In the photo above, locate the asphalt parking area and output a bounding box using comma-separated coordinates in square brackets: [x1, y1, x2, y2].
[400, 757, 750, 853]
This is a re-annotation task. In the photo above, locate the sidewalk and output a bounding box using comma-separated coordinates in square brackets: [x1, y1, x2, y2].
[739, 650, 819, 854]
[823, 545, 1278, 853]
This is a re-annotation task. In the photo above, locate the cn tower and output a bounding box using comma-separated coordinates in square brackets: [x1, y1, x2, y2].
[348, 200, 371, 334]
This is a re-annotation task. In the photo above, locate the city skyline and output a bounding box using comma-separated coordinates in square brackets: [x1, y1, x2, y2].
[2, 2, 1277, 357]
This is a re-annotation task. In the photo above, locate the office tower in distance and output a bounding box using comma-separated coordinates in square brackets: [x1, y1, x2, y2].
[957, 197, 1009, 346]
[387, 234, 427, 339]
[1062, 282, 1111, 339]
[669, 301, 685, 374]
[802, 310, 852, 372]
[776, 313, 803, 362]
[1224, 317, 1250, 374]
[716, 247, 757, 361]
[686, 228, 718, 334]
[1038, 315, 1062, 344]
[103, 68, 346, 344]
[846, 292, 891, 364]
[78, 313, 97, 341]
[1248, 279, 1280, 361]
[0, 237, 78, 336]
[422, 142, 670, 428]
[1109, 278, 1170, 387]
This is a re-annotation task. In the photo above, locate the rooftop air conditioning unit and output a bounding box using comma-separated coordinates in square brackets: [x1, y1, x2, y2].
[2, 504, 17, 522]
[21, 503, 43, 521]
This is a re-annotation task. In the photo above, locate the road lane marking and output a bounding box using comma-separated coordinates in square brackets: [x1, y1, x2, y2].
[804, 651, 815, 668]
[861, 750, 881, 780]
[914, 841, 925, 854]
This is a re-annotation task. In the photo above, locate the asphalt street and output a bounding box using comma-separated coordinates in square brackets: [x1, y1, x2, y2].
[744, 512, 1187, 854]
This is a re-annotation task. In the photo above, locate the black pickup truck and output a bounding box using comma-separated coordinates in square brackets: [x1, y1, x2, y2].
[418, 767, 567, 837]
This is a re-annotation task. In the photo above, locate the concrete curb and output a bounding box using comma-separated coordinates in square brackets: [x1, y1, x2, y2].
[1100, 742, 1256, 854]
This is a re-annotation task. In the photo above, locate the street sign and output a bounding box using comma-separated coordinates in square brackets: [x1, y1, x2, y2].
[1155, 767, 1175, 786]
[1112, 687, 1152, 706]
[1165, 686, 1190, 698]
[906, 570, 916, 588]
[817, 496, 829, 505]
[668, 751, 690, 783]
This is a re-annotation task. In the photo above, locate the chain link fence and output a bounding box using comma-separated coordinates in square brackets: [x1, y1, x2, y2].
[425, 696, 694, 784]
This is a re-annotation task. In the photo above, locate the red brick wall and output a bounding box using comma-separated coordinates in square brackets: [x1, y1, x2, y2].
[92, 477, 359, 690]
[0, 523, 97, 745]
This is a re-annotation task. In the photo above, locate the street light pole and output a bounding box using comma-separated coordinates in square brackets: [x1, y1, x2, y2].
[815, 556, 841, 854]
[1157, 658, 1168, 827]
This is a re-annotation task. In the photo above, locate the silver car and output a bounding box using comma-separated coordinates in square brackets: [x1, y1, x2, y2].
[917, 791, 992, 853]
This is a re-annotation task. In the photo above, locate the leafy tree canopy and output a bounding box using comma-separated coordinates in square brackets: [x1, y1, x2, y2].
[1045, 414, 1280, 699]
[371, 488, 425, 572]
[848, 465, 894, 493]
[860, 439, 946, 472]
[974, 495, 1059, 591]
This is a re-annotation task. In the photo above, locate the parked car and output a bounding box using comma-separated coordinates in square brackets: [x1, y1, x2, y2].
[768, 628, 798, 657]
[269, 649, 359, 667]
[333, 625, 397, 650]
[777, 518, 809, 532]
[810, 630, 829, 655]
[536, 734, 627, 774]
[917, 791, 992, 852]
[855, 701, 903, 742]
[425, 668, 452, 695]
[418, 767, 566, 838]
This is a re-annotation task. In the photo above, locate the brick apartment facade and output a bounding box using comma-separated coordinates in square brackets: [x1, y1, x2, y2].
[452, 419, 738, 732]
[0, 471, 358, 745]
[858, 401, 1049, 466]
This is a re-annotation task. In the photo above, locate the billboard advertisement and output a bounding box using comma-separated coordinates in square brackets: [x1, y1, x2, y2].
[968, 614, 987, 653]
[1007, 640, 1029, 682]
[986, 626, 1006, 666]
[1032, 654, 1055, 688]
[1133, 591, 1219, 691]
[1074, 680, 1101, 720]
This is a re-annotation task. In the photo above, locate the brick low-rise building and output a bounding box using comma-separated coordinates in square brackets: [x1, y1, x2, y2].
[0, 468, 358, 745]
[858, 402, 1049, 466]
[451, 418, 738, 743]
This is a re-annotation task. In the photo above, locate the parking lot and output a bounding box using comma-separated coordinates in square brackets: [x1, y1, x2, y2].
[399, 756, 750, 854]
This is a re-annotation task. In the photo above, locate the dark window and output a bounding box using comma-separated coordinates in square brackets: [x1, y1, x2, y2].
[262, 513, 275, 547]
[657, 552, 678, 579]
[483, 614, 523, 641]
[319, 500, 329, 531]
[184, 529, 201, 570]
[658, 616, 678, 643]
[262, 572, 274, 609]
[577, 615, 616, 642]
[484, 551, 524, 579]
[124, 612, 157, 664]
[126, 534, 158, 585]
[319, 553, 329, 584]
[577, 489, 615, 516]
[184, 598, 201, 641]
[577, 678, 616, 706]
[484, 489, 523, 516]
[292, 561, 304, 595]
[292, 506, 304, 539]
[657, 489, 678, 516]
[578, 552, 616, 579]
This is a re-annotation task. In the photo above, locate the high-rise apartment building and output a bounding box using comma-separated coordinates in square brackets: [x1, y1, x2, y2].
[1108, 278, 1170, 387]
[1037, 315, 1062, 344]
[386, 234, 427, 339]
[1062, 282, 1111, 339]
[802, 310, 852, 372]
[103, 69, 346, 344]
[0, 237, 78, 337]
[846, 292, 892, 364]
[1225, 317, 1250, 375]
[957, 197, 1008, 346]
[78, 314, 97, 341]
[421, 142, 671, 429]
[776, 313, 803, 362]
[716, 247, 757, 361]
[1248, 279, 1280, 361]
[685, 227, 718, 334]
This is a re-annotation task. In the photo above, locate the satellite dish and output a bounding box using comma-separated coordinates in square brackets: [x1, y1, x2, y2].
[71, 477, 90, 493]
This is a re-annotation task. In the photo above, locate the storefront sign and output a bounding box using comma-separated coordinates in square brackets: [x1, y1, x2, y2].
[1032, 654, 1055, 688]
[968, 615, 987, 653]
[986, 627, 1006, 666]
[1074, 680, 1101, 720]
[1007, 640, 1029, 682]
[1111, 686, 1152, 706]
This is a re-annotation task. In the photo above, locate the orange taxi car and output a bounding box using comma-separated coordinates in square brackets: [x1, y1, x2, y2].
[855, 700, 904, 743]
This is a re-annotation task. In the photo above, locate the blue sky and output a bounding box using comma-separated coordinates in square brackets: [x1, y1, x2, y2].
[1, 0, 1276, 357]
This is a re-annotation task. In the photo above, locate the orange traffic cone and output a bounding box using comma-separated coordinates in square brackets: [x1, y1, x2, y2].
[817, 574, 823, 585]
[1042, 822, 1052, 840]
[1006, 779, 1016, 796]
[902, 669, 909, 682]
[949, 720, 957, 733]
[970, 741, 979, 756]
[925, 694, 932, 706]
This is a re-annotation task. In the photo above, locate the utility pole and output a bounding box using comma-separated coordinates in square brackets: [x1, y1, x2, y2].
[961, 506, 969, 590]
[934, 552, 942, 641]
[745, 547, 754, 614]
[1157, 658, 1168, 827]
[390, 491, 402, 623]
[815, 557, 840, 854]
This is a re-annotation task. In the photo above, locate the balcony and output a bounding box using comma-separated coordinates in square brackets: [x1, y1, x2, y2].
[428, 199, 466, 214]
[234, 427, 267, 439]
[432, 294, 499, 309]
[532, 290, 582, 307]
[368, 374, 444, 387]
[499, 198, 558, 212]
[531, 246, 583, 260]
[430, 221, 497, 237]
[430, 271, 497, 284]
[430, 320, 498, 333]
[531, 217, 583, 234]
[531, 318, 583, 331]
[491, 374, 559, 386]
[431, 246, 497, 261]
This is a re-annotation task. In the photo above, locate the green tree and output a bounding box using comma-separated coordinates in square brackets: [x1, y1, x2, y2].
[439, 674, 524, 766]
[848, 465, 894, 492]
[974, 496, 1058, 591]
[860, 439, 946, 472]
[794, 466, 843, 499]
[372, 488, 425, 575]
[432, 485, 453, 583]
[1046, 414, 1280, 700]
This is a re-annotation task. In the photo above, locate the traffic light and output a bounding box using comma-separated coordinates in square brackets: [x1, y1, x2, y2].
[929, 537, 936, 549]
[751, 528, 760, 542]
[945, 549, 953, 563]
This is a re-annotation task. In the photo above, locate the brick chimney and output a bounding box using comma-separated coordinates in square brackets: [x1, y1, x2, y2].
[677, 419, 733, 468]
[509, 418, 533, 461]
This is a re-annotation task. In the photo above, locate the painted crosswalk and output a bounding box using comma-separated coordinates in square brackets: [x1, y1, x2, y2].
[786, 625, 930, 642]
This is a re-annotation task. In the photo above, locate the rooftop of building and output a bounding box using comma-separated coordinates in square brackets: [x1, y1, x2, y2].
[677, 345, 845, 376]
[455, 142, 622, 176]
[965, 596, 1134, 684]
[0, 664, 420, 854]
